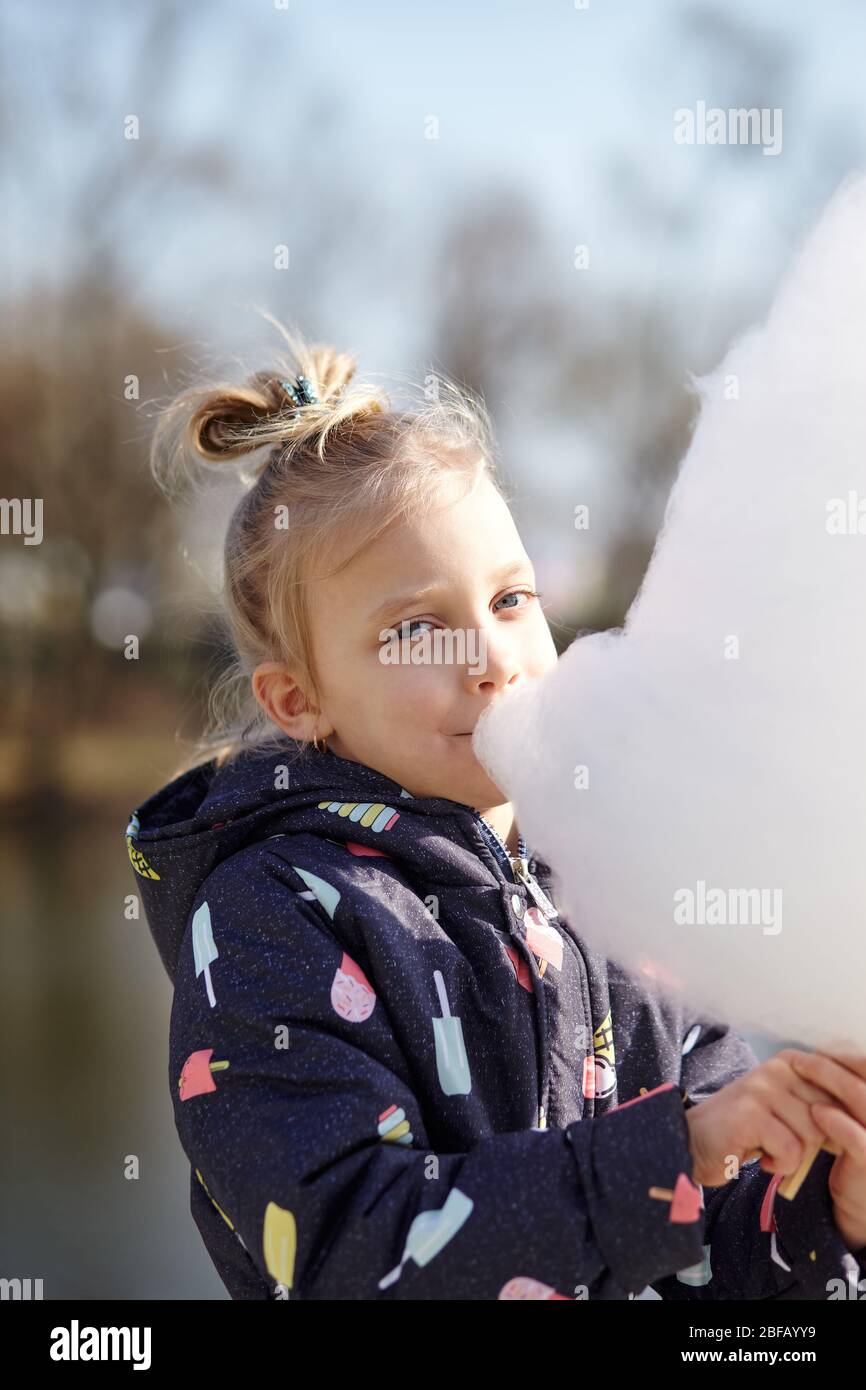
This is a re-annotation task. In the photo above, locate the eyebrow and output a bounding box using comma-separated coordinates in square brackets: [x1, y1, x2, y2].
[368, 561, 533, 626]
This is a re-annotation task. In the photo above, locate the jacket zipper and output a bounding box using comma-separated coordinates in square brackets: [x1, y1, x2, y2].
[473, 811, 556, 1129]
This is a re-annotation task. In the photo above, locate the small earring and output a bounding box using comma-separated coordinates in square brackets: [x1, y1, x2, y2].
[313, 731, 328, 754]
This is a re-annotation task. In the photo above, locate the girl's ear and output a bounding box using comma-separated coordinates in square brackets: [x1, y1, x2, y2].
[251, 662, 321, 741]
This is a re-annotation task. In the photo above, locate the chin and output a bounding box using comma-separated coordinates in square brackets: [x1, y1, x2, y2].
[453, 759, 508, 807]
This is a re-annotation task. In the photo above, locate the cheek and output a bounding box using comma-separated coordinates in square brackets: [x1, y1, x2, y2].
[520, 616, 558, 672]
[350, 645, 449, 706]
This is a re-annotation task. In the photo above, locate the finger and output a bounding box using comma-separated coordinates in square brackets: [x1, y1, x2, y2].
[791, 1053, 866, 1126]
[811, 1043, 866, 1083]
[811, 1103, 866, 1168]
[756, 1111, 810, 1175]
[767, 1088, 836, 1151]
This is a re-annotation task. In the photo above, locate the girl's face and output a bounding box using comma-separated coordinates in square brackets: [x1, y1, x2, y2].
[308, 472, 558, 806]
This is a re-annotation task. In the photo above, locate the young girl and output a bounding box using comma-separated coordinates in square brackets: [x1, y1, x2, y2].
[127, 324, 866, 1300]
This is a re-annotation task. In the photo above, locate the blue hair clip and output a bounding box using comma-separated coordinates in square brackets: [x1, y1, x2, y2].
[280, 374, 319, 410]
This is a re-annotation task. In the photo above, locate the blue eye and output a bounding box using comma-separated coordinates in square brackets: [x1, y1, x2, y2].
[396, 589, 542, 640]
[399, 618, 435, 640]
[495, 588, 541, 612]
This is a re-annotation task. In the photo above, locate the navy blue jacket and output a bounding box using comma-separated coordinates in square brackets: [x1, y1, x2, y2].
[126, 737, 863, 1300]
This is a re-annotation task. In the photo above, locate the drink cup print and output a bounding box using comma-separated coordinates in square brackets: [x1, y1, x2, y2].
[431, 969, 472, 1096]
[378, 1187, 474, 1289]
[192, 900, 219, 1008]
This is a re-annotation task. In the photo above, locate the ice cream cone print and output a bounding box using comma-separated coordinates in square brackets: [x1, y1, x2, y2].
[524, 908, 563, 971]
[378, 1187, 473, 1289]
[125, 813, 160, 880]
[192, 900, 219, 1008]
[317, 799, 401, 832]
[377, 1103, 413, 1145]
[431, 970, 472, 1096]
[499, 1277, 572, 1300]
[263, 1201, 297, 1291]
[330, 952, 377, 1022]
[178, 1048, 230, 1101]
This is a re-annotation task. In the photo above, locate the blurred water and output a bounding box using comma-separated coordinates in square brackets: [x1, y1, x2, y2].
[0, 818, 226, 1299]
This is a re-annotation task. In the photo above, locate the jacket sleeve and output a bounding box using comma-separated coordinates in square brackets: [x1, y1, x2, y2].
[170, 845, 713, 1300]
[651, 1014, 865, 1300]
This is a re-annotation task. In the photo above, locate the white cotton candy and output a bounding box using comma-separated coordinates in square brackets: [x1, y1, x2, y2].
[473, 170, 866, 1051]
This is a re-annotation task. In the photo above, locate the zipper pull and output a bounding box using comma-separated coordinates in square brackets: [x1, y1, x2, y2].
[510, 857, 559, 919]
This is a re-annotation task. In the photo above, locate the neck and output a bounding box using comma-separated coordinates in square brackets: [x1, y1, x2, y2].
[479, 802, 518, 854]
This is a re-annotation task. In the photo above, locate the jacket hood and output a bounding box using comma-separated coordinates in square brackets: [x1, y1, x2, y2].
[125, 735, 550, 987]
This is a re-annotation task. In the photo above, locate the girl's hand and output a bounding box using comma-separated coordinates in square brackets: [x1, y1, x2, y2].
[789, 1048, 866, 1253]
[685, 1048, 839, 1188]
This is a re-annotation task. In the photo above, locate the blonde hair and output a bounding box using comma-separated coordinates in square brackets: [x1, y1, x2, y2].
[149, 313, 510, 776]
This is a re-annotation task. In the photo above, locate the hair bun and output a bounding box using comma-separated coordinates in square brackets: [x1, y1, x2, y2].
[149, 316, 390, 497]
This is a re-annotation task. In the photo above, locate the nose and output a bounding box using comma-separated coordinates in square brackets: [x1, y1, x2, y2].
[462, 628, 523, 696]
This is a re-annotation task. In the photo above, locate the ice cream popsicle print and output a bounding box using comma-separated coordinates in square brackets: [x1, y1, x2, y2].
[676, 1244, 713, 1287]
[378, 1187, 474, 1289]
[192, 900, 219, 1008]
[263, 1201, 297, 1292]
[648, 1170, 704, 1223]
[178, 1048, 230, 1100]
[431, 969, 472, 1096]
